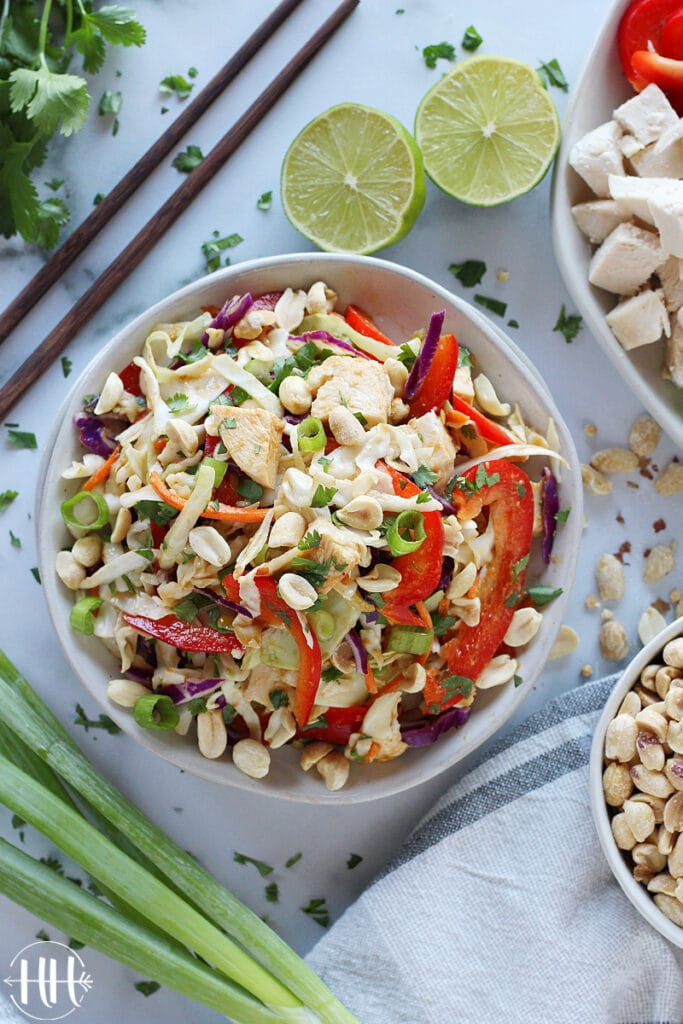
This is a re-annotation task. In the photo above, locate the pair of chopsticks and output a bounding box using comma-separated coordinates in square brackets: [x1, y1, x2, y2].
[0, 0, 359, 421]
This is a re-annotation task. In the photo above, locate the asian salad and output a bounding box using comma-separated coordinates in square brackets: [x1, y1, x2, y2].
[56, 281, 565, 789]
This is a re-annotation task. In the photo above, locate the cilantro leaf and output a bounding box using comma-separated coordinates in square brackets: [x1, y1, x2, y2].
[265, 881, 279, 903]
[0, 490, 19, 511]
[136, 500, 178, 526]
[9, 66, 89, 137]
[397, 342, 417, 370]
[201, 230, 243, 273]
[474, 294, 507, 317]
[87, 7, 146, 47]
[412, 464, 438, 488]
[555, 506, 571, 523]
[298, 530, 322, 551]
[10, 530, 21, 549]
[98, 89, 122, 135]
[165, 393, 195, 413]
[423, 41, 456, 69]
[257, 191, 272, 210]
[537, 58, 568, 92]
[74, 703, 121, 734]
[7, 429, 37, 449]
[430, 610, 456, 636]
[33, 198, 70, 248]
[61, 356, 72, 378]
[449, 260, 486, 287]
[45, 178, 64, 191]
[172, 144, 204, 173]
[269, 689, 289, 709]
[461, 25, 483, 51]
[134, 981, 160, 997]
[234, 852, 273, 877]
[346, 853, 363, 869]
[311, 484, 337, 508]
[553, 305, 583, 343]
[236, 478, 263, 503]
[160, 74, 194, 99]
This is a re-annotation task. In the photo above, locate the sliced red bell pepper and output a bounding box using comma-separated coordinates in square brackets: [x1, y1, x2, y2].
[203, 433, 220, 458]
[379, 464, 445, 628]
[222, 574, 321, 728]
[295, 705, 367, 745]
[251, 290, 283, 311]
[344, 304, 396, 346]
[661, 6, 683, 55]
[618, 0, 683, 88]
[122, 613, 245, 654]
[118, 361, 143, 396]
[408, 333, 459, 418]
[424, 460, 533, 713]
[630, 49, 683, 110]
[449, 393, 514, 448]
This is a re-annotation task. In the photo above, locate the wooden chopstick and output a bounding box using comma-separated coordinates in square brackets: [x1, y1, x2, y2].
[0, 0, 305, 347]
[0, 0, 359, 422]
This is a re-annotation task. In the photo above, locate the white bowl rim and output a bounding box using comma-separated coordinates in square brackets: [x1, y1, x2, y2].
[589, 615, 683, 948]
[549, 0, 683, 451]
[36, 252, 583, 803]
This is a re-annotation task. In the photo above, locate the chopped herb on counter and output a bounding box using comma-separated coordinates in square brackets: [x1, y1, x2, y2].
[93, 193, 105, 205]
[7, 429, 37, 449]
[30, 567, 41, 584]
[449, 259, 486, 287]
[301, 898, 330, 928]
[9, 531, 21, 549]
[553, 305, 583, 343]
[474, 294, 507, 317]
[74, 703, 121, 735]
[346, 853, 363, 870]
[98, 89, 122, 134]
[202, 231, 243, 273]
[134, 980, 161, 996]
[45, 178, 64, 191]
[256, 191, 273, 210]
[285, 852, 302, 868]
[172, 144, 205, 173]
[233, 852, 274, 877]
[537, 58, 568, 92]
[0, 491, 18, 511]
[61, 356, 73, 378]
[265, 882, 279, 903]
[461, 26, 483, 51]
[423, 41, 456, 68]
[159, 74, 193, 99]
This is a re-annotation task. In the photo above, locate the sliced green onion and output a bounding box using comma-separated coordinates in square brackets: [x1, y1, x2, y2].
[387, 625, 433, 655]
[61, 491, 109, 530]
[298, 417, 326, 452]
[244, 360, 273, 386]
[133, 694, 180, 731]
[423, 589, 445, 612]
[202, 457, 228, 488]
[69, 597, 103, 635]
[386, 510, 426, 556]
[309, 610, 335, 642]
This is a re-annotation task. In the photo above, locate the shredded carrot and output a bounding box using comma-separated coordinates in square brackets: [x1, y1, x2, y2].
[438, 596, 450, 616]
[149, 472, 268, 523]
[364, 663, 377, 695]
[445, 408, 470, 428]
[466, 575, 479, 600]
[415, 601, 432, 630]
[366, 741, 381, 762]
[82, 446, 120, 492]
[153, 438, 166, 453]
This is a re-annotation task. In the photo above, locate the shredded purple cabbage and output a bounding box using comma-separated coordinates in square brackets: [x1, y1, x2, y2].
[427, 485, 456, 515]
[437, 557, 454, 594]
[163, 678, 223, 705]
[74, 413, 119, 458]
[124, 666, 153, 684]
[401, 705, 471, 747]
[404, 310, 445, 401]
[345, 629, 368, 675]
[289, 330, 372, 359]
[194, 587, 253, 619]
[541, 467, 559, 565]
[201, 293, 254, 346]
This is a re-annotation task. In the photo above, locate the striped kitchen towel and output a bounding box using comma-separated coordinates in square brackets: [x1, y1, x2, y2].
[308, 675, 683, 1024]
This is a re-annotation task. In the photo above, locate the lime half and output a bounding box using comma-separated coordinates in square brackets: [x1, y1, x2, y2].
[415, 55, 560, 206]
[281, 103, 426, 254]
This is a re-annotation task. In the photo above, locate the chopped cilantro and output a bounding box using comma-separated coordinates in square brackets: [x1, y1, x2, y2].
[187, 697, 207, 716]
[265, 881, 279, 903]
[256, 190, 272, 210]
[7, 429, 37, 449]
[36, 929, 51, 941]
[553, 305, 583, 343]
[515, 481, 527, 499]
[285, 852, 303, 868]
[201, 230, 243, 273]
[527, 585, 563, 607]
[512, 553, 530, 578]
[134, 981, 160, 996]
[397, 342, 417, 370]
[188, 67, 198, 79]
[233, 852, 274, 877]
[346, 853, 363, 869]
[412, 464, 438, 488]
[10, 530, 21, 549]
[74, 703, 120, 734]
[298, 530, 322, 551]
[231, 386, 250, 405]
[416, 491, 431, 504]
[136, 500, 178, 526]
[159, 73, 193, 99]
[0, 490, 18, 511]
[457, 345, 473, 368]
[507, 319, 519, 329]
[269, 689, 290, 709]
[166, 393, 195, 414]
[68, 938, 85, 950]
[301, 897, 330, 927]
[45, 178, 64, 191]
[98, 89, 122, 135]
[30, 567, 41, 584]
[302, 714, 328, 731]
[176, 339, 208, 365]
[236, 478, 263, 504]
[93, 192, 105, 206]
[513, 674, 524, 688]
[311, 484, 337, 508]
[537, 58, 568, 92]
[449, 259, 486, 287]
[172, 593, 213, 623]
[430, 610, 456, 636]
[504, 592, 521, 608]
[555, 506, 571, 523]
[461, 25, 483, 51]
[172, 144, 204, 173]
[423, 41, 456, 69]
[354, 411, 368, 427]
[290, 557, 344, 590]
[61, 356, 72, 378]
[321, 666, 344, 684]
[474, 294, 507, 317]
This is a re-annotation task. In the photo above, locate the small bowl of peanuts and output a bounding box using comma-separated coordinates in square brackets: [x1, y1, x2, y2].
[590, 616, 683, 947]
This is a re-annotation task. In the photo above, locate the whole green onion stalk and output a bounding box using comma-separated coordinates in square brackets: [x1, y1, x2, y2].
[0, 650, 361, 1024]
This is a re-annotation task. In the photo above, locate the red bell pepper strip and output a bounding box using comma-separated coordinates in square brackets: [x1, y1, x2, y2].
[344, 305, 396, 347]
[118, 361, 143, 396]
[295, 705, 367, 745]
[630, 49, 683, 110]
[122, 613, 245, 654]
[618, 0, 683, 88]
[424, 460, 533, 713]
[222, 574, 322, 728]
[661, 6, 683, 56]
[408, 333, 459, 418]
[379, 464, 445, 628]
[449, 393, 514, 447]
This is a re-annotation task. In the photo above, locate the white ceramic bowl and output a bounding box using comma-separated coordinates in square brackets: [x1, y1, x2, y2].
[589, 616, 683, 948]
[37, 253, 583, 802]
[550, 0, 683, 450]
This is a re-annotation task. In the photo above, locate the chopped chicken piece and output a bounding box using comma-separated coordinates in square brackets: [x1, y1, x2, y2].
[307, 517, 371, 572]
[406, 411, 456, 488]
[309, 356, 392, 425]
[614, 83, 678, 147]
[569, 120, 624, 197]
[657, 256, 683, 311]
[214, 405, 284, 489]
[605, 289, 669, 351]
[589, 222, 665, 296]
[630, 121, 683, 177]
[571, 199, 627, 244]
[607, 173, 681, 224]
[649, 187, 683, 257]
[666, 308, 683, 387]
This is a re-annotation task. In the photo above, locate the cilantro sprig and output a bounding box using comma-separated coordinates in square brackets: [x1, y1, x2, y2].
[1, 2, 145, 246]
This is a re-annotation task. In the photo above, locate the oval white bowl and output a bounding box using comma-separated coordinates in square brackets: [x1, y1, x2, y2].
[550, 0, 683, 449]
[37, 253, 583, 803]
[589, 616, 683, 948]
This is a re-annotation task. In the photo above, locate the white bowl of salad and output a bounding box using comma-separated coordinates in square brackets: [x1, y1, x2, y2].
[38, 253, 582, 802]
[551, 0, 683, 450]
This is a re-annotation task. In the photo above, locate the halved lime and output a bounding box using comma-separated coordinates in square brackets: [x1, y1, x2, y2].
[415, 55, 561, 206]
[281, 103, 426, 254]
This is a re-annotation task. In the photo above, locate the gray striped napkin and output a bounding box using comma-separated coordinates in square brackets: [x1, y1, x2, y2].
[308, 676, 683, 1024]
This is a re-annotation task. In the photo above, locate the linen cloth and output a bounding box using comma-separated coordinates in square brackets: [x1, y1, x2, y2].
[308, 675, 683, 1024]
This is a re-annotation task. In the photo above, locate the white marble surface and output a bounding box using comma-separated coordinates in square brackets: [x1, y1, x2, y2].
[0, 0, 681, 1021]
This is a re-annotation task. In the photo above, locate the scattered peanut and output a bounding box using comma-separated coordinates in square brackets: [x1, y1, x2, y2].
[595, 553, 625, 602]
[638, 606, 667, 646]
[643, 542, 676, 584]
[628, 415, 661, 457]
[548, 625, 579, 660]
[655, 461, 683, 497]
[590, 447, 639, 475]
[581, 464, 612, 495]
[599, 619, 629, 661]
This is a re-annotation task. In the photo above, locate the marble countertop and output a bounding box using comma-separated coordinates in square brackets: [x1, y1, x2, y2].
[1, 0, 680, 1021]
